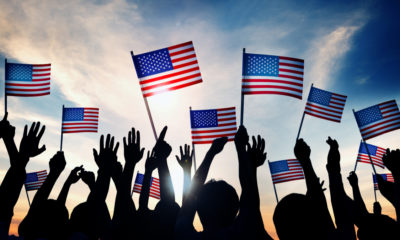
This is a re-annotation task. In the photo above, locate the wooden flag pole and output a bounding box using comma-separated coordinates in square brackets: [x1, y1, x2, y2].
[4, 58, 7, 115]
[296, 83, 313, 140]
[268, 160, 279, 203]
[189, 107, 197, 172]
[240, 48, 246, 125]
[352, 109, 377, 175]
[353, 140, 362, 172]
[130, 51, 158, 141]
[60, 105, 65, 151]
[24, 186, 31, 206]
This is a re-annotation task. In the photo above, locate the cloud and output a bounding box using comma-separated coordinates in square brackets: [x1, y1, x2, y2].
[306, 24, 362, 89]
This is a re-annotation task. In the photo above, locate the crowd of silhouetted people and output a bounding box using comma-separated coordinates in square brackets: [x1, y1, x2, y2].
[0, 113, 399, 240]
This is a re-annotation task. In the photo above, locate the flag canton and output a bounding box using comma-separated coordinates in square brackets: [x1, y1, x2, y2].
[359, 143, 378, 155]
[355, 105, 383, 127]
[190, 110, 218, 128]
[134, 48, 173, 78]
[25, 172, 39, 183]
[63, 108, 84, 121]
[243, 53, 279, 76]
[308, 87, 332, 106]
[270, 160, 289, 174]
[6, 63, 33, 81]
[135, 173, 144, 184]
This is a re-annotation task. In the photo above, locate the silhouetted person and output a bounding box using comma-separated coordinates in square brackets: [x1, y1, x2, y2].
[382, 148, 400, 221]
[176, 144, 193, 206]
[0, 114, 46, 238]
[175, 126, 272, 239]
[274, 138, 335, 240]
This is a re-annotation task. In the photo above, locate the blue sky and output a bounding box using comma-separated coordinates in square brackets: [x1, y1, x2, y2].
[0, 0, 399, 237]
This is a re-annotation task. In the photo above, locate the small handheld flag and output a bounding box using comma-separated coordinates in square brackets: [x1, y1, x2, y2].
[373, 173, 394, 190]
[132, 41, 202, 98]
[356, 142, 386, 169]
[62, 107, 99, 133]
[59, 106, 99, 151]
[296, 85, 346, 140]
[242, 52, 304, 99]
[269, 159, 304, 184]
[25, 170, 47, 191]
[354, 100, 400, 141]
[5, 62, 51, 97]
[132, 172, 160, 199]
[190, 107, 237, 144]
[268, 159, 304, 203]
[304, 86, 347, 123]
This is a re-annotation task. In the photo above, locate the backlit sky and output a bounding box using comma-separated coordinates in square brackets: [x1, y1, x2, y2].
[0, 0, 399, 238]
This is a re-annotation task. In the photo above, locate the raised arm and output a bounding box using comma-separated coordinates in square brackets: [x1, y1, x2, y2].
[31, 151, 66, 209]
[382, 148, 400, 221]
[57, 166, 83, 205]
[234, 126, 272, 239]
[174, 137, 227, 238]
[88, 134, 119, 203]
[138, 150, 158, 212]
[0, 122, 46, 234]
[154, 127, 175, 203]
[294, 139, 336, 235]
[0, 113, 18, 165]
[326, 137, 356, 239]
[176, 144, 193, 205]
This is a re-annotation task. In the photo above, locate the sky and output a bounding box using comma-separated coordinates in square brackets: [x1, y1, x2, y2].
[0, 0, 399, 238]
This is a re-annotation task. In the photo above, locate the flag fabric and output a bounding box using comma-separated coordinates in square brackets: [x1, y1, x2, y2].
[132, 172, 160, 199]
[24, 170, 47, 191]
[190, 107, 237, 144]
[62, 107, 99, 133]
[5, 62, 51, 97]
[373, 173, 394, 190]
[269, 159, 304, 184]
[132, 41, 202, 97]
[354, 100, 400, 140]
[357, 142, 386, 169]
[304, 86, 347, 123]
[242, 53, 304, 99]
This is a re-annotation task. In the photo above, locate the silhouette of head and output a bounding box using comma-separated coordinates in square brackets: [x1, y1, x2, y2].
[357, 214, 399, 239]
[70, 201, 111, 239]
[273, 193, 330, 240]
[196, 180, 239, 231]
[19, 199, 69, 240]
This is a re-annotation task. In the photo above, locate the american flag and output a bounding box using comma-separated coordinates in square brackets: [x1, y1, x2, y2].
[5, 62, 51, 97]
[190, 107, 237, 144]
[132, 41, 202, 97]
[354, 100, 400, 140]
[25, 170, 47, 191]
[304, 86, 347, 123]
[357, 142, 386, 169]
[242, 53, 304, 99]
[373, 173, 394, 190]
[62, 107, 99, 133]
[269, 159, 304, 184]
[132, 172, 160, 199]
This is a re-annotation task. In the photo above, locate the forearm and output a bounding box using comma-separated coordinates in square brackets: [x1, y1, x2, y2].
[57, 181, 72, 205]
[88, 170, 111, 204]
[327, 170, 356, 239]
[31, 172, 60, 208]
[351, 185, 368, 215]
[158, 160, 175, 202]
[0, 166, 26, 224]
[182, 170, 191, 204]
[122, 162, 136, 194]
[237, 147, 259, 207]
[138, 169, 153, 211]
[2, 137, 18, 165]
